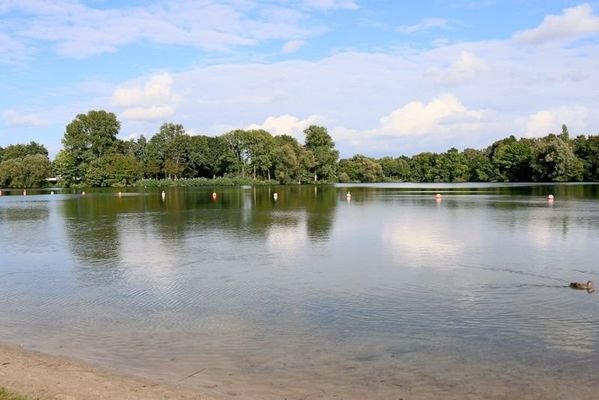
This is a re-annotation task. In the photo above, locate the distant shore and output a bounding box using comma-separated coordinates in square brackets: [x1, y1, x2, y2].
[0, 343, 212, 400]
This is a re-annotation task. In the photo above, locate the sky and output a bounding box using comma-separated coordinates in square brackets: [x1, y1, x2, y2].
[1, 0, 599, 158]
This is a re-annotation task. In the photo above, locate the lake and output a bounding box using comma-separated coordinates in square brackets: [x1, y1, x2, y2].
[1, 183, 598, 399]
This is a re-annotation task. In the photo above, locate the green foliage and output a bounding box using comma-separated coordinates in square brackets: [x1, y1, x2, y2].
[463, 148, 493, 182]
[574, 135, 599, 181]
[304, 125, 339, 182]
[53, 150, 78, 186]
[1, 141, 48, 161]
[487, 136, 533, 181]
[0, 154, 52, 188]
[85, 153, 142, 187]
[10, 109, 590, 187]
[338, 155, 384, 183]
[530, 134, 583, 181]
[62, 110, 120, 179]
[378, 156, 411, 181]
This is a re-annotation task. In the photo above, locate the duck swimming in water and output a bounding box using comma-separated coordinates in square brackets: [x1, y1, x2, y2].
[570, 280, 594, 291]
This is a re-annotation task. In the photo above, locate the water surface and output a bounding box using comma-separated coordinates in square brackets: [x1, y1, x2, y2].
[1, 184, 598, 399]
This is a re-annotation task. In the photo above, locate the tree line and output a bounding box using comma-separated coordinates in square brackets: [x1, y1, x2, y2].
[1, 110, 598, 188]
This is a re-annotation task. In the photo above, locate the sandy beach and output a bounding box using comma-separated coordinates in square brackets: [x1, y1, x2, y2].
[0, 344, 212, 400]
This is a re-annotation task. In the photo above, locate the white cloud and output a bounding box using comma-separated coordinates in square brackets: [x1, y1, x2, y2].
[282, 39, 305, 54]
[112, 73, 179, 121]
[525, 106, 588, 137]
[397, 18, 455, 34]
[513, 3, 599, 44]
[379, 94, 485, 137]
[1, 0, 353, 58]
[299, 0, 359, 10]
[433, 51, 488, 84]
[121, 106, 175, 121]
[2, 110, 47, 126]
[247, 114, 324, 140]
[0, 32, 31, 64]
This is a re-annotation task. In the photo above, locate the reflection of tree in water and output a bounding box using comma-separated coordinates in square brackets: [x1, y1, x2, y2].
[177, 186, 338, 241]
[304, 186, 336, 241]
[60, 187, 338, 282]
[62, 194, 134, 285]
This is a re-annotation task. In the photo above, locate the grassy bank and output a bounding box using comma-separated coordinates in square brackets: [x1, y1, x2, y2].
[135, 177, 278, 188]
[0, 388, 29, 400]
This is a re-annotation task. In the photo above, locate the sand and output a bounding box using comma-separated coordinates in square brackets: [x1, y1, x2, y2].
[2, 342, 599, 400]
[0, 344, 212, 400]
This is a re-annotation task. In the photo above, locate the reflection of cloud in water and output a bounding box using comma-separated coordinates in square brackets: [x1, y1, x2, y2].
[522, 208, 556, 249]
[381, 216, 465, 267]
[117, 215, 184, 290]
[266, 212, 307, 256]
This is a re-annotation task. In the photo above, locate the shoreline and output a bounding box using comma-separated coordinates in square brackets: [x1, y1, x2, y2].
[0, 343, 213, 400]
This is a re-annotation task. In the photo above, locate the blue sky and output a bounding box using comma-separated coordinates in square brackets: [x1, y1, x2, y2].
[2, 0, 599, 158]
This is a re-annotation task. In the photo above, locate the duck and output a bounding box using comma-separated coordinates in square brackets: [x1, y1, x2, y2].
[569, 280, 593, 290]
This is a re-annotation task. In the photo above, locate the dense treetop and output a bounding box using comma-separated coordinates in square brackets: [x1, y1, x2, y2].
[1, 112, 599, 189]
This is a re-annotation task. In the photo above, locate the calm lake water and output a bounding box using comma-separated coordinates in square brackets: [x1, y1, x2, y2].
[1, 183, 599, 399]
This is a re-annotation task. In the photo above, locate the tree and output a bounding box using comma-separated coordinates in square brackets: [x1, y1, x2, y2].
[436, 148, 469, 182]
[53, 150, 78, 186]
[531, 134, 583, 181]
[303, 125, 339, 183]
[573, 135, 599, 181]
[338, 155, 384, 182]
[85, 153, 141, 187]
[410, 152, 438, 182]
[2, 141, 48, 160]
[273, 135, 302, 184]
[62, 110, 120, 179]
[148, 123, 190, 179]
[247, 129, 275, 180]
[0, 154, 51, 188]
[487, 136, 533, 181]
[464, 148, 492, 182]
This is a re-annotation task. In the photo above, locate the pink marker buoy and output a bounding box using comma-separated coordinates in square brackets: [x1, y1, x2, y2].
[547, 194, 554, 200]
[435, 193, 442, 199]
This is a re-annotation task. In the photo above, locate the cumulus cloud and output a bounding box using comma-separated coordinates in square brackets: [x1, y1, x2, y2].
[433, 51, 488, 84]
[2, 110, 47, 126]
[112, 73, 179, 121]
[525, 106, 589, 137]
[397, 18, 456, 34]
[247, 114, 324, 140]
[282, 39, 305, 54]
[513, 3, 599, 44]
[378, 94, 485, 137]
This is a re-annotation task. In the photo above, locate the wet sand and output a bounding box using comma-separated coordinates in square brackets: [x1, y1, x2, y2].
[2, 341, 599, 400]
[0, 344, 212, 400]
